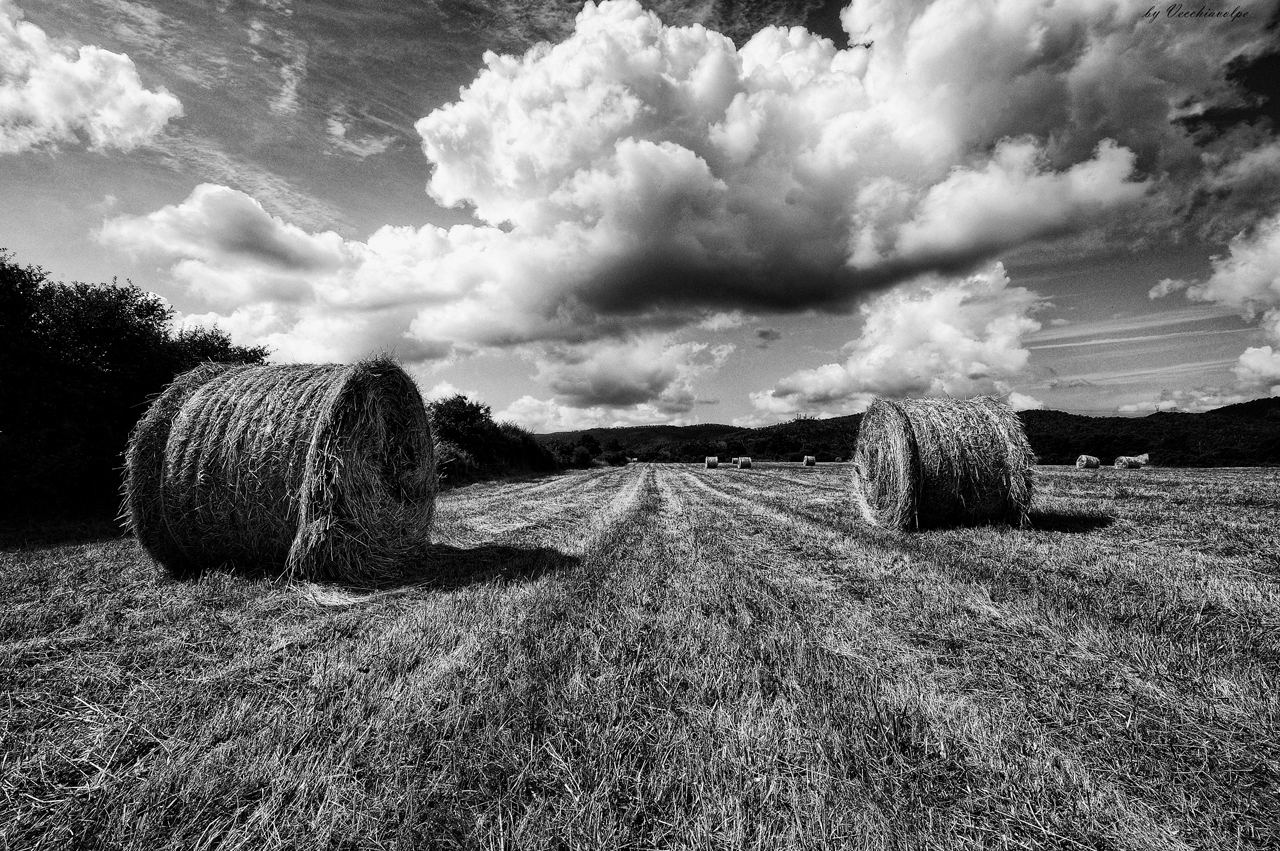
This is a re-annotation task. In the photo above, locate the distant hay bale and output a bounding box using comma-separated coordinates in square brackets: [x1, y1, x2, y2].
[737, 456, 753, 469]
[123, 357, 437, 583]
[850, 396, 1034, 530]
[1076, 454, 1100, 469]
[1114, 454, 1149, 469]
[705, 456, 719, 468]
[1136, 453, 1150, 465]
[803, 455, 817, 466]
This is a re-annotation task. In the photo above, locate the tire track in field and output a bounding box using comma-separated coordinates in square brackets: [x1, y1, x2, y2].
[672, 468, 1278, 847]
[433, 467, 634, 550]
[650, 466, 1181, 847]
[738, 467, 851, 494]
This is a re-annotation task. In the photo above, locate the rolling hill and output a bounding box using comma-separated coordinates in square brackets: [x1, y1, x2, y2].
[535, 397, 1280, 466]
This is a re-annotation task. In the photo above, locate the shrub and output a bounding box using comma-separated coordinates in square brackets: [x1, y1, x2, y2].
[0, 250, 267, 518]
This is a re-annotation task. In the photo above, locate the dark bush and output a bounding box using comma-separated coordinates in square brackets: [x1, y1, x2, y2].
[0, 250, 267, 518]
[426, 394, 558, 487]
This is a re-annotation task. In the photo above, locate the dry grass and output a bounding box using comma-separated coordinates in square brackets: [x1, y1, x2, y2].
[851, 396, 1035, 530]
[3, 463, 1277, 849]
[123, 358, 435, 584]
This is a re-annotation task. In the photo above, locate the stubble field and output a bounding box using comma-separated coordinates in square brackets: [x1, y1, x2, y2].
[2, 463, 1278, 850]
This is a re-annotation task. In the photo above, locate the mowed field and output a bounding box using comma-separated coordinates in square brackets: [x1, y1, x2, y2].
[3, 463, 1279, 850]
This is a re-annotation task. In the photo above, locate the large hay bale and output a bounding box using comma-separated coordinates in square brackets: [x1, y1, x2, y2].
[1076, 454, 1100, 469]
[123, 357, 436, 582]
[850, 396, 1034, 530]
[737, 456, 753, 469]
[1114, 455, 1148, 469]
[705, 456, 719, 468]
[803, 455, 817, 466]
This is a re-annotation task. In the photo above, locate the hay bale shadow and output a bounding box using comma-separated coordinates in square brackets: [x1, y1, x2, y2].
[389, 543, 579, 592]
[164, 542, 579, 593]
[0, 516, 125, 551]
[1028, 511, 1114, 534]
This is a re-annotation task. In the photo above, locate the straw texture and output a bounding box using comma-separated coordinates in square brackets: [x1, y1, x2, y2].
[123, 358, 436, 582]
[850, 396, 1035, 530]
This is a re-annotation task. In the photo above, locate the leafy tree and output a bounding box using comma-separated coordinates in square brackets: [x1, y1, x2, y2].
[426, 394, 558, 486]
[1, 250, 267, 517]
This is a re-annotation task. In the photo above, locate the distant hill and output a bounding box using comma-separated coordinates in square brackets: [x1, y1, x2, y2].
[534, 397, 1280, 466]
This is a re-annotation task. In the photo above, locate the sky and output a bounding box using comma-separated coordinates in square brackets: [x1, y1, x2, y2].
[4, 0, 1280, 430]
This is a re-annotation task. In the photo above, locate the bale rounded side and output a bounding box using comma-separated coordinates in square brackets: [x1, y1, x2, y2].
[803, 456, 816, 466]
[124, 357, 436, 582]
[737, 457, 753, 469]
[1076, 454, 1100, 469]
[850, 396, 1034, 530]
[123, 363, 237, 578]
[705, 456, 719, 468]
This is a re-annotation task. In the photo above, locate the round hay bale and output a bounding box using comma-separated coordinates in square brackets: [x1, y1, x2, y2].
[705, 456, 719, 468]
[123, 357, 436, 582]
[1113, 455, 1145, 469]
[803, 455, 817, 466]
[1135, 453, 1150, 465]
[737, 456, 753, 469]
[850, 396, 1034, 530]
[1076, 454, 1100, 469]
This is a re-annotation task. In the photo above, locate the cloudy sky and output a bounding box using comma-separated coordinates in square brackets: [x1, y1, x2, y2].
[4, 0, 1280, 429]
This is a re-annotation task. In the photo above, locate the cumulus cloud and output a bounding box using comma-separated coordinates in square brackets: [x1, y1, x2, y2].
[1151, 212, 1280, 395]
[750, 263, 1042, 417]
[0, 0, 181, 153]
[97, 0, 1280, 419]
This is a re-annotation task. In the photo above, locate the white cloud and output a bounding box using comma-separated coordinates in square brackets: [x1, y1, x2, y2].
[497, 395, 700, 432]
[1169, 213, 1280, 394]
[750, 262, 1042, 416]
[1006, 391, 1043, 411]
[326, 115, 394, 158]
[1149, 278, 1190, 300]
[890, 140, 1147, 266]
[0, 0, 181, 154]
[1186, 215, 1280, 317]
[95, 0, 1280, 421]
[531, 336, 734, 411]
